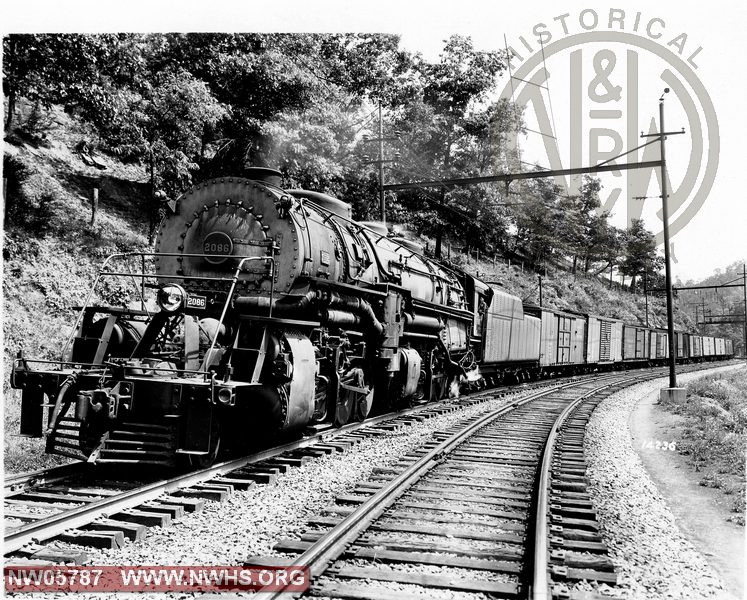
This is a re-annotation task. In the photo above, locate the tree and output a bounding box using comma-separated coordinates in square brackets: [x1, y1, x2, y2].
[131, 70, 228, 236]
[387, 35, 513, 256]
[3, 34, 143, 131]
[620, 218, 663, 290]
[190, 33, 413, 179]
[586, 216, 624, 275]
[512, 177, 565, 267]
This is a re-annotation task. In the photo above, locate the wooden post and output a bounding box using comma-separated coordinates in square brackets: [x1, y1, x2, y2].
[538, 275, 543, 307]
[90, 187, 99, 225]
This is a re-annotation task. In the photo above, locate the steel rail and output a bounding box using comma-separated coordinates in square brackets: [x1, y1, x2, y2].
[4, 463, 90, 494]
[530, 379, 629, 600]
[2, 373, 573, 496]
[4, 384, 525, 554]
[259, 376, 630, 600]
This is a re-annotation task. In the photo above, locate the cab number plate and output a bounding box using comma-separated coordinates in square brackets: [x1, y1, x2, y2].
[187, 294, 207, 309]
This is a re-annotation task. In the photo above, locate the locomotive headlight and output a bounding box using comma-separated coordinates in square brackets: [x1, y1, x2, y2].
[157, 284, 186, 312]
[217, 386, 234, 405]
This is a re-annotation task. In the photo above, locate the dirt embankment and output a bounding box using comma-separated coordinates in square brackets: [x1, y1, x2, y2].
[3, 103, 150, 472]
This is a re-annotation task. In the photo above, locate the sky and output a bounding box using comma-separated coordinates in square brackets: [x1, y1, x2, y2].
[3, 0, 746, 282]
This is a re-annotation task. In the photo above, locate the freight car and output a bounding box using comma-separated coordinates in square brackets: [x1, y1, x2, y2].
[10, 169, 734, 467]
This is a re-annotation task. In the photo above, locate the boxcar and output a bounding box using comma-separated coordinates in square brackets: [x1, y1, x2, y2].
[529, 307, 586, 367]
[691, 334, 703, 358]
[703, 336, 715, 356]
[587, 315, 623, 364]
[483, 287, 541, 364]
[622, 325, 650, 361]
[652, 329, 669, 359]
[675, 332, 689, 359]
[715, 338, 726, 356]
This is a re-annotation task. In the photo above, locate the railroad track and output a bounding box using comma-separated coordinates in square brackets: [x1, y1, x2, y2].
[3, 362, 730, 568]
[254, 370, 669, 599]
[4, 378, 561, 562]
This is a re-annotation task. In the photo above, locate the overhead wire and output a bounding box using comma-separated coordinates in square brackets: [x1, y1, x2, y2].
[540, 38, 559, 149]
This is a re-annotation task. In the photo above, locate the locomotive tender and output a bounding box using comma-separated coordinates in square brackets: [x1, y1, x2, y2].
[11, 168, 734, 466]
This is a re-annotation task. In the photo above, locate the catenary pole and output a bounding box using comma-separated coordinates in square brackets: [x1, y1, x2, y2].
[659, 90, 677, 388]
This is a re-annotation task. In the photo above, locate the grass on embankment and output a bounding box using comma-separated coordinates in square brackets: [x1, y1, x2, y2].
[659, 366, 747, 525]
[3, 102, 150, 473]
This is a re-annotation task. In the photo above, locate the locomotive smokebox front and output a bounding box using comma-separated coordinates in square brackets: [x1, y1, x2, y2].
[156, 171, 302, 295]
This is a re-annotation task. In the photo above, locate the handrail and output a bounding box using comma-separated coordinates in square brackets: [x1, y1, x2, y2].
[15, 357, 210, 378]
[200, 256, 275, 376]
[59, 252, 275, 375]
[61, 253, 126, 362]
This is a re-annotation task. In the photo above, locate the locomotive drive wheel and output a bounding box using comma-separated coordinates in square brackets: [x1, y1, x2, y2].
[355, 387, 375, 422]
[334, 368, 371, 426]
[312, 375, 330, 423]
[334, 388, 354, 426]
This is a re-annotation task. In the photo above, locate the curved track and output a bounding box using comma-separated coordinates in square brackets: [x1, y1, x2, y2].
[259, 368, 677, 599]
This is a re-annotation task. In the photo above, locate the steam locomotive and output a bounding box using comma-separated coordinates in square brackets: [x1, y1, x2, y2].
[11, 168, 734, 467]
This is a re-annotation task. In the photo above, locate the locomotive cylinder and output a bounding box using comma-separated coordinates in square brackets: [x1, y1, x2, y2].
[403, 313, 442, 332]
[321, 309, 361, 327]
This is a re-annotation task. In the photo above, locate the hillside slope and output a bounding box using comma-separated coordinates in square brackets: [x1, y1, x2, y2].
[3, 104, 151, 471]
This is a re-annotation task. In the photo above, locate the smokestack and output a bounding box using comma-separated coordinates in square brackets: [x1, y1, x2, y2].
[244, 167, 283, 187]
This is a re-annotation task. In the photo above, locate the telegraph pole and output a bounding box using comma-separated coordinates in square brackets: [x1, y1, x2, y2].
[378, 103, 385, 224]
[642, 88, 685, 391]
[361, 102, 399, 225]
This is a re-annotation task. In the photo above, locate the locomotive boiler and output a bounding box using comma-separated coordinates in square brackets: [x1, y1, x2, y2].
[12, 168, 482, 466]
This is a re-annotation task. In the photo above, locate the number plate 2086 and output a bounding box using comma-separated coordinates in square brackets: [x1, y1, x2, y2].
[186, 294, 207, 309]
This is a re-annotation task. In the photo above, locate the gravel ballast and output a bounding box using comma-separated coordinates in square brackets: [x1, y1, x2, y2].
[15, 389, 533, 599]
[583, 364, 745, 600]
